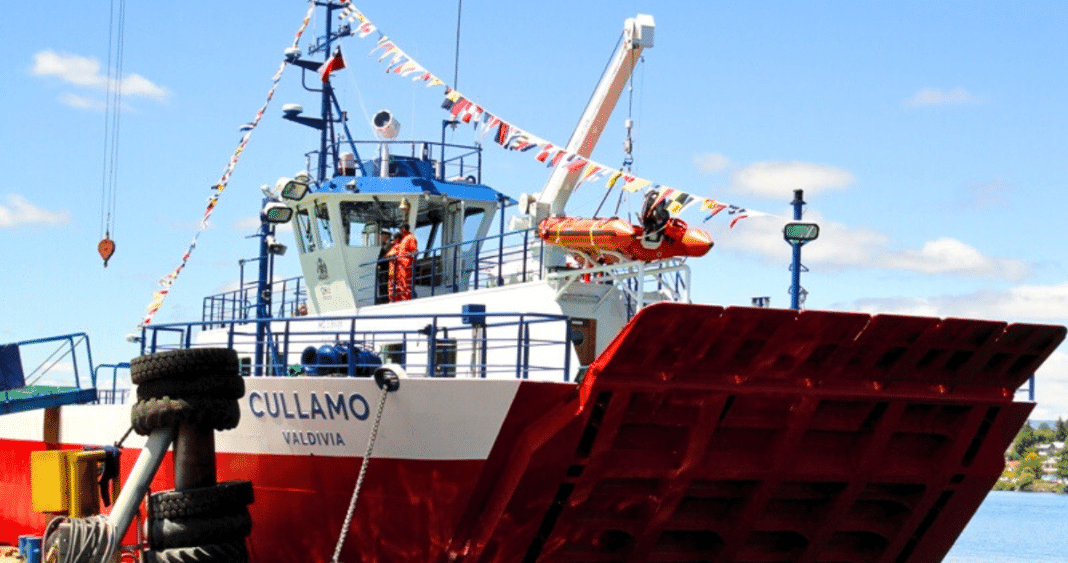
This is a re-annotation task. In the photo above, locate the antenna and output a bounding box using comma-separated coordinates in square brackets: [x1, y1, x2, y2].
[453, 0, 463, 90]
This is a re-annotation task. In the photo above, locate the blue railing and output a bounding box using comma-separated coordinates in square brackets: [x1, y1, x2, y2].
[203, 276, 307, 326]
[355, 228, 546, 306]
[0, 333, 103, 414]
[141, 312, 573, 382]
[93, 363, 131, 405]
[310, 138, 482, 184]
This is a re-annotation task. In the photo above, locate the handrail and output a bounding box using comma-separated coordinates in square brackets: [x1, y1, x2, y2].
[142, 311, 573, 382]
[203, 275, 308, 325]
[93, 363, 131, 405]
[1, 333, 101, 413]
[5, 332, 94, 390]
[354, 228, 545, 306]
[309, 138, 483, 182]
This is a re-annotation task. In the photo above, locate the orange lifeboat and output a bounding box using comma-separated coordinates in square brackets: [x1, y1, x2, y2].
[537, 216, 713, 264]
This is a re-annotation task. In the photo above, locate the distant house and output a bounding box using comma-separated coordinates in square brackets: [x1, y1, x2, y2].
[1001, 460, 1020, 481]
[1036, 442, 1064, 482]
[1036, 441, 1063, 456]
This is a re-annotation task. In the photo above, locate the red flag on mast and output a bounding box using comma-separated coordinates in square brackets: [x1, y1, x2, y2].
[319, 47, 346, 82]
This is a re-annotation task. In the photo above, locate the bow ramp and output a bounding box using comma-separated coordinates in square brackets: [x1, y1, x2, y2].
[447, 303, 1064, 563]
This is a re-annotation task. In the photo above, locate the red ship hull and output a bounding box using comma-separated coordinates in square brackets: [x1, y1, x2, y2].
[2, 304, 1064, 562]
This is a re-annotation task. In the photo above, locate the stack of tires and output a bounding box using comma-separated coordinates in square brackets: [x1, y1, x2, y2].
[145, 482, 254, 563]
[130, 349, 252, 563]
[130, 349, 244, 435]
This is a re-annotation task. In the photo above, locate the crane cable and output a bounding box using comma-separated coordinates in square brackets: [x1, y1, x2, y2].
[98, 0, 126, 267]
[592, 44, 641, 219]
[613, 49, 643, 220]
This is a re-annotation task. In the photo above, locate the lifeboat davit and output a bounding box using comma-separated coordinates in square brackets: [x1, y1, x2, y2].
[537, 216, 713, 264]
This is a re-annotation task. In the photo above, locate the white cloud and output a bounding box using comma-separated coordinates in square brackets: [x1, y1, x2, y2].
[1029, 350, 1068, 420]
[32, 51, 104, 88]
[31, 50, 169, 104]
[881, 237, 1029, 279]
[847, 282, 1068, 323]
[119, 73, 169, 99]
[233, 216, 293, 235]
[905, 87, 977, 107]
[732, 161, 855, 199]
[234, 216, 262, 233]
[694, 153, 730, 174]
[58, 93, 106, 110]
[723, 213, 1028, 281]
[967, 177, 1014, 209]
[0, 194, 70, 228]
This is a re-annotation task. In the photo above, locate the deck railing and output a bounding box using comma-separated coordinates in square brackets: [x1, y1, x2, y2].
[92, 363, 131, 405]
[0, 333, 105, 414]
[308, 138, 483, 183]
[203, 276, 307, 326]
[355, 228, 548, 306]
[142, 312, 573, 382]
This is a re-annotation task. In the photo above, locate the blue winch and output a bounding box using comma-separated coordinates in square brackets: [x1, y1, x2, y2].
[300, 343, 382, 377]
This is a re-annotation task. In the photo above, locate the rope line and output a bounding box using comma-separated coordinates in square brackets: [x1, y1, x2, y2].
[330, 385, 390, 563]
[44, 515, 116, 563]
[99, 0, 126, 240]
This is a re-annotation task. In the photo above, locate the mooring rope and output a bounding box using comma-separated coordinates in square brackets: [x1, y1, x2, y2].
[44, 515, 116, 563]
[330, 385, 390, 563]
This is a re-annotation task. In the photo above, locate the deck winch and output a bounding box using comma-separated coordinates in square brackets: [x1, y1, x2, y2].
[300, 343, 382, 376]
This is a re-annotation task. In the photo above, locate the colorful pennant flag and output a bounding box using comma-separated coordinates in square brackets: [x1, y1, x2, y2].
[655, 187, 694, 215]
[139, 3, 317, 330]
[333, 1, 782, 231]
[319, 47, 346, 82]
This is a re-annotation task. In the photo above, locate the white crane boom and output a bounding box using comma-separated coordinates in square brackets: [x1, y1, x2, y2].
[532, 14, 654, 217]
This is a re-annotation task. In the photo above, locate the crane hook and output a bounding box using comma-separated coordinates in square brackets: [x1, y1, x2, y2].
[98, 235, 116, 267]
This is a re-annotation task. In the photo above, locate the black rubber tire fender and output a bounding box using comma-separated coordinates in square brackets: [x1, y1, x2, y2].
[131, 349, 239, 385]
[131, 397, 241, 436]
[148, 511, 252, 550]
[149, 481, 254, 521]
[136, 375, 246, 402]
[144, 541, 248, 563]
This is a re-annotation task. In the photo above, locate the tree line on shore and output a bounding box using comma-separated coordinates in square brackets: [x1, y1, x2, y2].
[996, 418, 1068, 493]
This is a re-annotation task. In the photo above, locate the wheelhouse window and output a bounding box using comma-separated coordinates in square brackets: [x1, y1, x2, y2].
[295, 207, 316, 253]
[314, 201, 334, 249]
[340, 200, 406, 247]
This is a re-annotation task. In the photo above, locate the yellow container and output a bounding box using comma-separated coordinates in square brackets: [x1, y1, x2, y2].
[30, 450, 72, 513]
[69, 451, 106, 518]
[30, 450, 109, 516]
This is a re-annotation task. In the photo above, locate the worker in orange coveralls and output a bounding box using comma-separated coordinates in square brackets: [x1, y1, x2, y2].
[388, 223, 418, 302]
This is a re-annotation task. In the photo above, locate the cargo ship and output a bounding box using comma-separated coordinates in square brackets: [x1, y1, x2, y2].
[1, 2, 1063, 562]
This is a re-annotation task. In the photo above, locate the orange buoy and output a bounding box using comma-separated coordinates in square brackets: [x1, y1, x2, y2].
[98, 236, 116, 267]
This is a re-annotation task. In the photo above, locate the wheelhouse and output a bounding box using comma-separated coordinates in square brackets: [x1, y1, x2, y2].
[279, 140, 515, 313]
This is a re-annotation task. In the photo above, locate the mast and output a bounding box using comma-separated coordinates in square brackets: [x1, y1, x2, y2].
[317, 2, 336, 183]
[282, 1, 360, 182]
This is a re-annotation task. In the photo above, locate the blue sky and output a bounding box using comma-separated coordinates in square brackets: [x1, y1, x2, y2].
[2, 1, 1067, 418]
